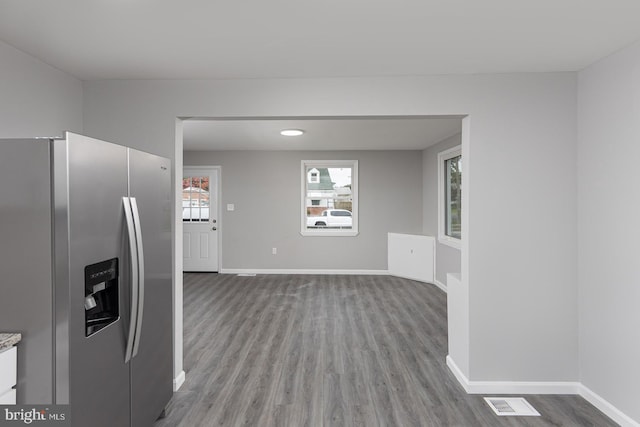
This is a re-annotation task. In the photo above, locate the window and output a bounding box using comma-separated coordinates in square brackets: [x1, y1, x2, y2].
[301, 160, 358, 236]
[308, 168, 320, 184]
[438, 146, 462, 248]
[182, 176, 210, 222]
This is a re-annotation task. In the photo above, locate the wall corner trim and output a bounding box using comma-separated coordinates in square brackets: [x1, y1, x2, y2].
[433, 279, 447, 293]
[446, 355, 579, 394]
[446, 355, 472, 392]
[446, 356, 639, 425]
[220, 268, 389, 276]
[173, 370, 186, 392]
[578, 384, 640, 427]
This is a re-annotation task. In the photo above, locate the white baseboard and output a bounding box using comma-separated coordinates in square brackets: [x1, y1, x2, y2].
[433, 279, 447, 293]
[173, 370, 186, 391]
[220, 268, 389, 275]
[447, 356, 639, 425]
[446, 355, 579, 394]
[447, 355, 471, 392]
[578, 384, 640, 427]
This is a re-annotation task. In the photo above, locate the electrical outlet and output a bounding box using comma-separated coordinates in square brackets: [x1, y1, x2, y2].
[272, 248, 277, 255]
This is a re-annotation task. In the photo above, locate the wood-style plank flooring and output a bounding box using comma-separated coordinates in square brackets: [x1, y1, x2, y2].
[155, 273, 615, 427]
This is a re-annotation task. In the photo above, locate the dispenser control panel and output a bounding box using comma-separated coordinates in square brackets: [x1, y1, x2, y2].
[84, 258, 119, 337]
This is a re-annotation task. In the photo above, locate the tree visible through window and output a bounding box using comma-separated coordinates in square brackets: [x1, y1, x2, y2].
[445, 154, 461, 239]
[438, 146, 462, 247]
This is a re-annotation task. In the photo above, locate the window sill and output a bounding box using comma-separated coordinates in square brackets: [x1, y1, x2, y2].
[300, 230, 359, 237]
[438, 235, 461, 250]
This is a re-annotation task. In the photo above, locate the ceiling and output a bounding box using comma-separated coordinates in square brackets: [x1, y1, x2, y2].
[2, 2, 637, 151]
[1, 1, 640, 80]
[183, 117, 462, 151]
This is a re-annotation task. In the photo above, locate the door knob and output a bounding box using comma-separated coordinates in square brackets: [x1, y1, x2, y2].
[212, 226, 217, 231]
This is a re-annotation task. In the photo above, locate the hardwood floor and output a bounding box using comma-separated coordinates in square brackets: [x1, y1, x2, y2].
[155, 273, 615, 427]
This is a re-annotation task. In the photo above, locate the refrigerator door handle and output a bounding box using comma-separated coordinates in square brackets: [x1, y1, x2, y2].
[123, 197, 139, 363]
[130, 197, 145, 359]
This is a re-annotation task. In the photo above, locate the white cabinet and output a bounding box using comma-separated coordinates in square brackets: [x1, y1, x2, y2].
[0, 389, 15, 404]
[0, 346, 17, 404]
[388, 233, 435, 283]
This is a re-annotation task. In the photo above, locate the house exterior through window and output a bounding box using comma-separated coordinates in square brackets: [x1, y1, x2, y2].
[308, 168, 320, 184]
[182, 176, 210, 222]
[301, 160, 358, 236]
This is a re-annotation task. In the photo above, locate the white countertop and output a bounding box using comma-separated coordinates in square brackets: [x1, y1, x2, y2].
[0, 333, 21, 351]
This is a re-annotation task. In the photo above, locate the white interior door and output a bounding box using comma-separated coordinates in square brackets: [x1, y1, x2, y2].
[183, 167, 219, 272]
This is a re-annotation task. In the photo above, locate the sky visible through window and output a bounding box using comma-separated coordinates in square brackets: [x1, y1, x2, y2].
[328, 168, 351, 187]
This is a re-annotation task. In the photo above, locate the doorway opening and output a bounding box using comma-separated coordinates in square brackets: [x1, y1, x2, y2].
[173, 114, 470, 393]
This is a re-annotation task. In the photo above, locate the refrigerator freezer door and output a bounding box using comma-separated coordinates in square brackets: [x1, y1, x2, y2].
[62, 133, 131, 427]
[128, 148, 173, 426]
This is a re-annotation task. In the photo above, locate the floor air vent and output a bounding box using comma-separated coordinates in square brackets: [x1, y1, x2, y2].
[484, 397, 540, 416]
[237, 273, 257, 277]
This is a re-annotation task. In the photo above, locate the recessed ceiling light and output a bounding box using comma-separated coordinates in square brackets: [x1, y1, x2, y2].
[280, 129, 305, 136]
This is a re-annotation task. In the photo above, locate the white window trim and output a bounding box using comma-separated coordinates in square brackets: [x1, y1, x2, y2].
[438, 146, 462, 249]
[301, 160, 359, 237]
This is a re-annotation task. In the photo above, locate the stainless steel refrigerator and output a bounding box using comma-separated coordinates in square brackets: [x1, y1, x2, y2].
[0, 132, 173, 427]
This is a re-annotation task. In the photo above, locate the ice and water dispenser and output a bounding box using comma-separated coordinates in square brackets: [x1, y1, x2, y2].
[84, 258, 119, 336]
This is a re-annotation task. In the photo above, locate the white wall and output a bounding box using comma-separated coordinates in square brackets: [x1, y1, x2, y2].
[0, 41, 82, 137]
[578, 40, 640, 423]
[83, 72, 579, 384]
[184, 150, 423, 271]
[423, 133, 462, 287]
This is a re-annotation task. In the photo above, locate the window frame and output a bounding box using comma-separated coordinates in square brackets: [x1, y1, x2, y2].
[300, 160, 359, 237]
[437, 146, 462, 249]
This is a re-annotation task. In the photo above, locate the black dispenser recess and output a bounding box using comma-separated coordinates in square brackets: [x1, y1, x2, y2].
[84, 258, 119, 337]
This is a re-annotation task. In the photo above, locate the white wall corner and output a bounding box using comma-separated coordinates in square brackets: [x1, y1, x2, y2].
[447, 356, 639, 425]
[433, 279, 447, 293]
[446, 355, 471, 393]
[173, 370, 186, 392]
[578, 384, 640, 427]
[173, 119, 184, 388]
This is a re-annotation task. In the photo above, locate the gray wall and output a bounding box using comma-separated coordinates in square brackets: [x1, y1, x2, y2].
[83, 72, 579, 384]
[0, 41, 82, 404]
[577, 39, 640, 423]
[423, 133, 462, 287]
[184, 150, 423, 270]
[0, 41, 83, 137]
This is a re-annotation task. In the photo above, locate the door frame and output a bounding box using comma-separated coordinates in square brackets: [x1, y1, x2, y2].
[183, 165, 222, 273]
